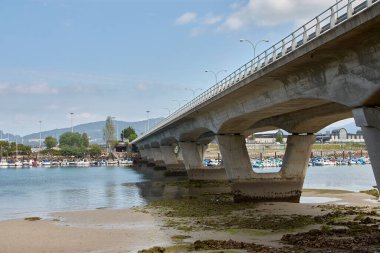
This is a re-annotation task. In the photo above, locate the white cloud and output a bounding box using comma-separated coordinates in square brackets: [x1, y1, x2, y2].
[219, 0, 335, 31]
[0, 82, 10, 94]
[190, 27, 204, 37]
[175, 12, 197, 25]
[202, 14, 223, 25]
[136, 82, 148, 91]
[76, 112, 103, 121]
[0, 82, 59, 95]
[15, 83, 59, 94]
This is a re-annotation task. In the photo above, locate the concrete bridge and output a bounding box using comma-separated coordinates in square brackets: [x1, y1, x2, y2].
[132, 0, 380, 202]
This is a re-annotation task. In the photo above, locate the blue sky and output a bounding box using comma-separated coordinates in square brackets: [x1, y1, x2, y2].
[0, 0, 353, 136]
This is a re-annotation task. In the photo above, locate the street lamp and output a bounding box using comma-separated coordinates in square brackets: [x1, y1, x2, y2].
[70, 112, 74, 133]
[146, 110, 150, 131]
[239, 39, 269, 59]
[205, 69, 227, 84]
[39, 120, 42, 148]
[185, 88, 203, 98]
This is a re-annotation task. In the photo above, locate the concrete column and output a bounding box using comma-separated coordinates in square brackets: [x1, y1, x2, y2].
[139, 149, 148, 162]
[160, 145, 185, 171]
[353, 107, 380, 194]
[178, 142, 203, 170]
[151, 147, 165, 168]
[179, 142, 227, 181]
[145, 148, 155, 166]
[281, 134, 315, 179]
[218, 134, 315, 202]
[216, 134, 253, 180]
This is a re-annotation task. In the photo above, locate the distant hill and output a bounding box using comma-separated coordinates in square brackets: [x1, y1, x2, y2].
[0, 130, 21, 143]
[320, 120, 360, 134]
[22, 117, 164, 146]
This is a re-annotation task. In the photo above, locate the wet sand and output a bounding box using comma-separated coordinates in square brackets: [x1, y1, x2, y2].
[0, 189, 378, 253]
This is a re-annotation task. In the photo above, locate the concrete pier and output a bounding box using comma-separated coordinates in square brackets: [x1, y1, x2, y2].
[160, 145, 186, 173]
[145, 148, 155, 167]
[353, 107, 380, 193]
[178, 142, 227, 180]
[218, 134, 315, 202]
[178, 142, 204, 170]
[151, 147, 165, 168]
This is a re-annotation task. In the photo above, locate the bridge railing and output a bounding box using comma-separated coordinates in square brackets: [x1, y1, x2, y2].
[134, 0, 378, 143]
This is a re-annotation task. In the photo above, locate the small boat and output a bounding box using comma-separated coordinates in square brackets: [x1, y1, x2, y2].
[77, 160, 90, 166]
[7, 160, 16, 167]
[15, 160, 23, 167]
[0, 158, 8, 168]
[41, 159, 51, 167]
[68, 161, 77, 166]
[106, 160, 118, 166]
[120, 159, 133, 166]
[51, 161, 60, 166]
[22, 160, 33, 167]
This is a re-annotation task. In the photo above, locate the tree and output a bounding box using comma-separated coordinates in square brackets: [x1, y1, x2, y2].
[121, 126, 137, 142]
[128, 133, 137, 142]
[81, 133, 89, 147]
[44, 136, 57, 149]
[275, 130, 284, 144]
[103, 116, 116, 151]
[88, 144, 102, 157]
[59, 132, 83, 147]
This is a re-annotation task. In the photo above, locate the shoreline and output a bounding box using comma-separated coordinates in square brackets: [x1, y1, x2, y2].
[0, 188, 378, 253]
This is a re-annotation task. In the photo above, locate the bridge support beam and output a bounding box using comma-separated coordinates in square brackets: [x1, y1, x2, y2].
[139, 149, 148, 162]
[217, 134, 253, 180]
[179, 142, 227, 180]
[160, 145, 186, 172]
[151, 147, 165, 168]
[353, 107, 380, 195]
[145, 148, 155, 166]
[217, 134, 315, 202]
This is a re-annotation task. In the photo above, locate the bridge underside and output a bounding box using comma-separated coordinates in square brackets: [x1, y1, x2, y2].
[135, 3, 380, 202]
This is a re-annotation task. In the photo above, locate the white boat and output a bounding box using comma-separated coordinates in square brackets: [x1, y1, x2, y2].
[60, 160, 69, 166]
[77, 160, 90, 166]
[7, 161, 16, 167]
[41, 159, 51, 167]
[0, 158, 8, 168]
[106, 160, 118, 166]
[15, 160, 23, 167]
[120, 159, 133, 166]
[51, 161, 60, 166]
[22, 160, 33, 167]
[68, 161, 77, 166]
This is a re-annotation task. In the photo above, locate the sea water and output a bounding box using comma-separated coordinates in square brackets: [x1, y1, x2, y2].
[0, 164, 376, 220]
[0, 166, 146, 220]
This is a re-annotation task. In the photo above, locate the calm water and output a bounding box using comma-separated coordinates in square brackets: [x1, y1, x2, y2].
[0, 166, 147, 220]
[0, 164, 376, 220]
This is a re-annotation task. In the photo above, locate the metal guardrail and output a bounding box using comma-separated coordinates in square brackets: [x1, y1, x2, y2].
[134, 0, 378, 144]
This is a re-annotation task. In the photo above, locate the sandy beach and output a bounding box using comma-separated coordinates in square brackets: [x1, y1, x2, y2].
[0, 188, 379, 253]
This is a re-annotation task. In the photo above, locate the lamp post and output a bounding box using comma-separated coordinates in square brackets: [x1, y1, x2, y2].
[39, 120, 42, 148]
[205, 69, 227, 84]
[70, 112, 74, 133]
[185, 88, 203, 98]
[239, 39, 269, 59]
[146, 110, 150, 131]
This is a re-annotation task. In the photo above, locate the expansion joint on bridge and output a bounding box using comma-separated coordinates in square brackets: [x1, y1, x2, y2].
[216, 133, 242, 136]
